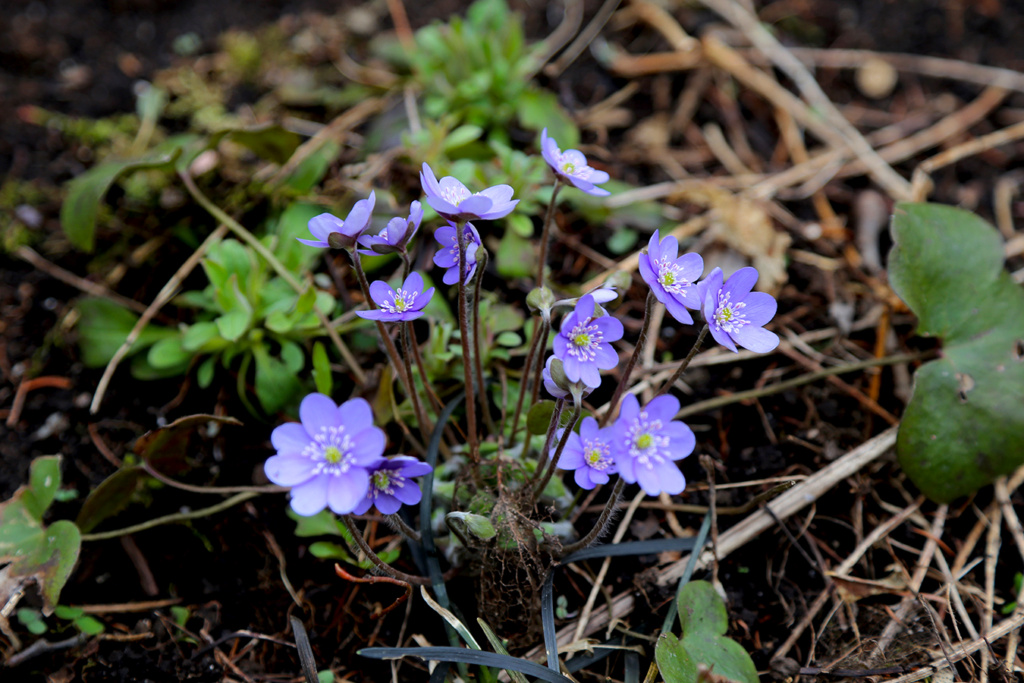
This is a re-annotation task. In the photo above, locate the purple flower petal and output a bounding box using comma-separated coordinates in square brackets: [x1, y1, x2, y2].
[349, 428, 386, 465]
[731, 325, 780, 353]
[264, 454, 317, 487]
[327, 469, 370, 514]
[308, 213, 343, 241]
[369, 280, 395, 307]
[296, 238, 329, 248]
[722, 267, 758, 301]
[271, 422, 312, 455]
[664, 296, 695, 325]
[413, 287, 435, 310]
[644, 395, 681, 423]
[740, 292, 778, 327]
[403, 271, 425, 294]
[299, 393, 341, 437]
[290, 476, 330, 516]
[337, 397, 374, 434]
[356, 309, 393, 321]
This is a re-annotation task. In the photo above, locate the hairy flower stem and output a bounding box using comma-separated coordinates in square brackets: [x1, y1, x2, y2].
[456, 221, 479, 463]
[400, 251, 412, 280]
[348, 251, 415, 405]
[178, 170, 365, 384]
[536, 179, 562, 289]
[529, 397, 565, 488]
[654, 324, 709, 397]
[509, 316, 546, 442]
[472, 247, 498, 438]
[560, 478, 626, 556]
[408, 322, 446, 416]
[342, 515, 431, 585]
[532, 402, 581, 502]
[386, 513, 422, 542]
[602, 290, 656, 426]
[401, 322, 432, 437]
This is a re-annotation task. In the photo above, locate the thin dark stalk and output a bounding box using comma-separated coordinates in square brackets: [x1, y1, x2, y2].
[401, 322, 432, 438]
[654, 324, 708, 397]
[456, 222, 479, 462]
[602, 290, 655, 426]
[386, 514, 422, 542]
[560, 478, 626, 556]
[348, 251, 415, 402]
[400, 251, 412, 280]
[472, 247, 497, 438]
[341, 515, 431, 585]
[529, 398, 565, 487]
[510, 318, 544, 442]
[532, 402, 581, 502]
[536, 179, 562, 289]
[528, 324, 549, 408]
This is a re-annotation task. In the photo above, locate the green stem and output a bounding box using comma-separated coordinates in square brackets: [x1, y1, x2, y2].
[530, 397, 565, 487]
[456, 222, 479, 462]
[341, 515, 431, 585]
[178, 170, 365, 385]
[81, 492, 259, 542]
[472, 247, 498, 438]
[510, 317, 546, 443]
[654, 324, 708, 397]
[602, 290, 656, 425]
[536, 179, 562, 289]
[533, 401, 581, 501]
[560, 478, 626, 556]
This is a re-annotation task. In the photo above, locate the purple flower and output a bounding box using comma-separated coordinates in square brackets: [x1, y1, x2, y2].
[542, 356, 593, 400]
[638, 231, 703, 324]
[541, 128, 610, 197]
[610, 394, 694, 496]
[298, 192, 376, 249]
[356, 272, 434, 322]
[352, 456, 433, 515]
[432, 221, 482, 285]
[357, 201, 423, 256]
[697, 267, 779, 354]
[557, 417, 617, 489]
[264, 393, 385, 516]
[553, 294, 624, 389]
[420, 163, 518, 222]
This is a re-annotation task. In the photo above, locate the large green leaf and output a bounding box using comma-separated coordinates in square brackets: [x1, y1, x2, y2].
[0, 456, 81, 615]
[889, 203, 1024, 502]
[76, 298, 178, 368]
[60, 148, 182, 252]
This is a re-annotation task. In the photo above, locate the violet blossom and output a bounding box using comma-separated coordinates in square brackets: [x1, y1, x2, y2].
[420, 163, 518, 222]
[352, 456, 433, 515]
[557, 416, 617, 489]
[542, 356, 593, 400]
[610, 394, 694, 496]
[432, 221, 482, 285]
[298, 192, 376, 250]
[553, 293, 624, 389]
[357, 201, 423, 256]
[264, 393, 385, 516]
[540, 128, 610, 197]
[356, 272, 434, 322]
[638, 230, 703, 325]
[697, 267, 779, 354]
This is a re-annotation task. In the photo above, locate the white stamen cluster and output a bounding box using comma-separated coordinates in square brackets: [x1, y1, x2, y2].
[714, 292, 749, 334]
[441, 184, 470, 206]
[626, 411, 669, 469]
[371, 469, 406, 496]
[567, 318, 603, 361]
[656, 258, 692, 295]
[582, 437, 613, 471]
[382, 288, 417, 314]
[304, 425, 356, 476]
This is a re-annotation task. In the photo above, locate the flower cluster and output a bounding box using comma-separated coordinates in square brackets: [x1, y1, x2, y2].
[640, 230, 780, 354]
[264, 393, 431, 516]
[552, 293, 623, 389]
[556, 394, 695, 495]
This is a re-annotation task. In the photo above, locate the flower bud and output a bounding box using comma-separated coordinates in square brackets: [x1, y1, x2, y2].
[446, 511, 496, 540]
[527, 286, 555, 314]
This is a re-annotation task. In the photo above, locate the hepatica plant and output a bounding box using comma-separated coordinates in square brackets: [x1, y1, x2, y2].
[256, 127, 784, 673]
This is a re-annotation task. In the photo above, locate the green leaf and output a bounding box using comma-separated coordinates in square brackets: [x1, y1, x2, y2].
[607, 228, 638, 256]
[60, 149, 181, 251]
[312, 342, 333, 396]
[147, 336, 192, 370]
[308, 541, 355, 563]
[55, 605, 84, 620]
[889, 203, 1024, 502]
[496, 331, 522, 347]
[76, 298, 177, 367]
[75, 466, 146, 533]
[677, 580, 729, 636]
[678, 632, 759, 683]
[273, 202, 328, 273]
[656, 633, 697, 683]
[253, 344, 305, 414]
[23, 455, 61, 521]
[526, 401, 557, 436]
[197, 357, 216, 388]
[495, 228, 535, 279]
[17, 608, 48, 635]
[182, 321, 221, 352]
[227, 124, 301, 165]
[286, 140, 341, 193]
[74, 615, 105, 635]
[216, 309, 252, 343]
[288, 509, 346, 538]
[517, 90, 578, 147]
